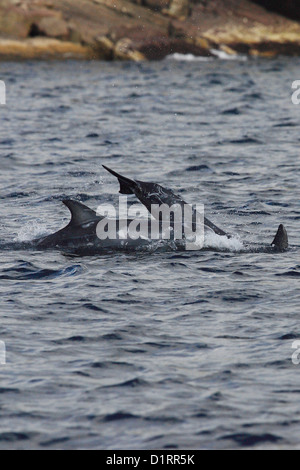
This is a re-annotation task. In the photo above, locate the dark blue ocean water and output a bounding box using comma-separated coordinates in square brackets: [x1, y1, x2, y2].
[0, 55, 299, 449]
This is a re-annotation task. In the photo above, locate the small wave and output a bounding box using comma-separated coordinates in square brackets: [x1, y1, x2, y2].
[0, 432, 32, 443]
[103, 412, 138, 422]
[210, 49, 248, 61]
[227, 137, 263, 145]
[167, 50, 247, 62]
[166, 53, 213, 62]
[276, 270, 300, 278]
[185, 164, 213, 172]
[0, 261, 82, 281]
[219, 432, 282, 447]
[86, 133, 99, 138]
[2, 191, 36, 200]
[204, 232, 244, 252]
[221, 107, 242, 115]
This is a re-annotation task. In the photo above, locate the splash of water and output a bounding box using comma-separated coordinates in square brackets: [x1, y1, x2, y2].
[167, 53, 213, 62]
[204, 232, 244, 252]
[210, 49, 248, 61]
[167, 51, 248, 62]
[14, 222, 51, 243]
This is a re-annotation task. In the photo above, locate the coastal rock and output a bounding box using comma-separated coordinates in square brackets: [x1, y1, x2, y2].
[1, 0, 300, 60]
[0, 37, 92, 60]
[114, 38, 145, 61]
[33, 16, 69, 40]
[143, 0, 170, 12]
[166, 0, 190, 20]
[94, 36, 114, 60]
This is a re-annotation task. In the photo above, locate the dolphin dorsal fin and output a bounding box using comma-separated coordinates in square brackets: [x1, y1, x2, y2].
[63, 200, 98, 226]
[271, 224, 288, 251]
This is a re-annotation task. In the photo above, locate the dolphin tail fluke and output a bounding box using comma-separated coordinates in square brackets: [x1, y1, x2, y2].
[102, 165, 137, 195]
[271, 224, 288, 251]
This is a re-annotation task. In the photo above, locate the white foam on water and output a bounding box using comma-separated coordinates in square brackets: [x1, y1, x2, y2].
[14, 222, 51, 242]
[204, 232, 245, 252]
[210, 48, 248, 61]
[167, 50, 248, 62]
[166, 53, 213, 62]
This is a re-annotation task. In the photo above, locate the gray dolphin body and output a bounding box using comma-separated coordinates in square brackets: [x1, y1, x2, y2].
[102, 166, 289, 252]
[36, 199, 151, 252]
[36, 200, 103, 250]
[102, 165, 228, 236]
[34, 166, 288, 253]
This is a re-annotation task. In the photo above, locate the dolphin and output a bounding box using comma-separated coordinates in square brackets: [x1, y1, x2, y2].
[36, 200, 103, 249]
[271, 224, 289, 252]
[26, 167, 288, 253]
[102, 165, 227, 237]
[36, 199, 157, 252]
[102, 165, 289, 252]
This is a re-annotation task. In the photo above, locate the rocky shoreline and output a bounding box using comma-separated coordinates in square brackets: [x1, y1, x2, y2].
[1, 0, 300, 60]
